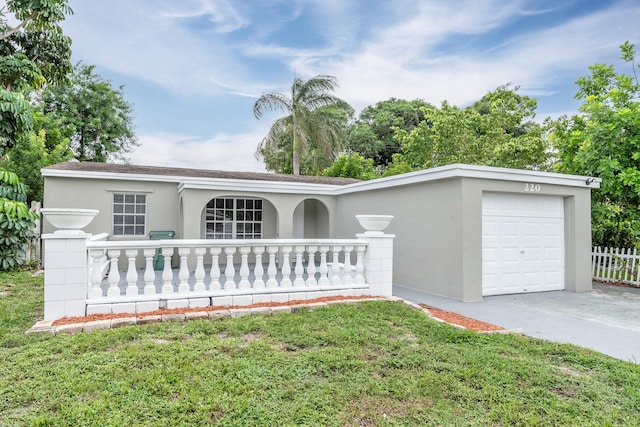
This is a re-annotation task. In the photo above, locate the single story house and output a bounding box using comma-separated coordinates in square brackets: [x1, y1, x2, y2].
[42, 161, 600, 302]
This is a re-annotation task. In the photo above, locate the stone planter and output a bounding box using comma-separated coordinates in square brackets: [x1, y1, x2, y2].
[41, 208, 99, 234]
[355, 214, 393, 235]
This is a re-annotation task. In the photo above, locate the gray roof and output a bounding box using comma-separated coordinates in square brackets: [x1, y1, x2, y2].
[44, 161, 361, 186]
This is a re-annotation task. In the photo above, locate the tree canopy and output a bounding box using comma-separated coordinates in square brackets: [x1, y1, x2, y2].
[549, 42, 640, 248]
[322, 152, 376, 180]
[345, 98, 434, 167]
[40, 62, 137, 162]
[386, 85, 549, 174]
[0, 0, 72, 151]
[254, 75, 353, 175]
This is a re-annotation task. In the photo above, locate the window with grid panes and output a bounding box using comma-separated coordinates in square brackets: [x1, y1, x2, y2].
[205, 197, 262, 239]
[113, 194, 146, 236]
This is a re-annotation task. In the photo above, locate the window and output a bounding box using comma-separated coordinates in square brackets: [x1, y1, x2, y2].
[113, 194, 146, 236]
[205, 197, 262, 239]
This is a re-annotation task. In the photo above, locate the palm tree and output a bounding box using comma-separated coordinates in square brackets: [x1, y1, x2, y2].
[253, 75, 352, 175]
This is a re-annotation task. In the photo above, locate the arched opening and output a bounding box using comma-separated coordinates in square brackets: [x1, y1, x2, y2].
[200, 196, 278, 239]
[292, 199, 330, 238]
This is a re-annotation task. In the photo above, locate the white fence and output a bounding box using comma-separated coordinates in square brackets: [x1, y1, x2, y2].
[42, 231, 394, 321]
[86, 239, 369, 313]
[592, 246, 640, 286]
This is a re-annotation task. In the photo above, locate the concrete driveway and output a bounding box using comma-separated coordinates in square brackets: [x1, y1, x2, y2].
[393, 283, 640, 363]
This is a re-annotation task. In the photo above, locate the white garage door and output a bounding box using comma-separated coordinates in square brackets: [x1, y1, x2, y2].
[482, 192, 564, 296]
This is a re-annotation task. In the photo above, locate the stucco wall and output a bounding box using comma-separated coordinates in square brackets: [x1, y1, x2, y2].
[336, 178, 466, 300]
[43, 176, 180, 238]
[336, 176, 593, 301]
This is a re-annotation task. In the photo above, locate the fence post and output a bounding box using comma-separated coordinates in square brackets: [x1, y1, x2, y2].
[41, 231, 89, 321]
[357, 232, 395, 297]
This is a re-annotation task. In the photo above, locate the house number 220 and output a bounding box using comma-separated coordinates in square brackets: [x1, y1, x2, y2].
[524, 183, 541, 192]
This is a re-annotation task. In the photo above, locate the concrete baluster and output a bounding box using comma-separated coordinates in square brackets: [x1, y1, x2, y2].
[224, 246, 236, 290]
[331, 245, 343, 286]
[266, 246, 278, 288]
[143, 248, 156, 295]
[209, 247, 221, 291]
[125, 249, 139, 296]
[194, 247, 206, 293]
[253, 246, 265, 289]
[318, 246, 329, 288]
[239, 246, 251, 290]
[161, 247, 174, 294]
[306, 245, 317, 287]
[178, 247, 191, 294]
[107, 249, 121, 298]
[294, 245, 305, 287]
[280, 246, 292, 287]
[89, 249, 105, 299]
[342, 245, 354, 286]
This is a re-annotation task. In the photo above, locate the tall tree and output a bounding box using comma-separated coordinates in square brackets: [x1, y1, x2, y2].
[388, 85, 549, 174]
[0, 0, 72, 152]
[549, 42, 640, 248]
[345, 98, 435, 167]
[40, 62, 137, 162]
[253, 75, 353, 175]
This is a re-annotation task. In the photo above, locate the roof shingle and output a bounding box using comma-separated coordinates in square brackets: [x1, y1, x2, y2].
[44, 161, 360, 186]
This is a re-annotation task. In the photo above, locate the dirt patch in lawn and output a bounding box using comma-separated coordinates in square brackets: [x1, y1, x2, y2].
[420, 305, 505, 332]
[52, 295, 377, 326]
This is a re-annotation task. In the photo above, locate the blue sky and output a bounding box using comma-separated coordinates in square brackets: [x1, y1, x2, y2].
[57, 0, 640, 172]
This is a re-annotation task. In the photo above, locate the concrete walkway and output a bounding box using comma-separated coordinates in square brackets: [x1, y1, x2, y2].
[393, 283, 640, 363]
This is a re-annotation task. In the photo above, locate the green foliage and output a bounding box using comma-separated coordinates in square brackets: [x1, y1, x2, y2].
[392, 85, 550, 172]
[40, 62, 137, 162]
[0, 169, 37, 270]
[0, 0, 72, 151]
[322, 152, 376, 180]
[0, 88, 33, 151]
[382, 153, 415, 177]
[345, 98, 435, 166]
[549, 42, 640, 248]
[0, 111, 73, 202]
[254, 75, 353, 175]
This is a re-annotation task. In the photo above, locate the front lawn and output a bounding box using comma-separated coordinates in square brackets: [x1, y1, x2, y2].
[1, 271, 639, 426]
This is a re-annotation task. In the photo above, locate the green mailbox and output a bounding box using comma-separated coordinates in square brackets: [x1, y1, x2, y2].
[149, 230, 176, 270]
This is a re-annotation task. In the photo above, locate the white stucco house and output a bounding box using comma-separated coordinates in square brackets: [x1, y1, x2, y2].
[40, 161, 600, 321]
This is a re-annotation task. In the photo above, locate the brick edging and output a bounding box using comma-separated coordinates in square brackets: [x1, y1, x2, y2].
[25, 296, 521, 336]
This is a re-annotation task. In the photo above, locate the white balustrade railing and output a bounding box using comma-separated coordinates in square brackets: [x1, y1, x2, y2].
[86, 239, 369, 303]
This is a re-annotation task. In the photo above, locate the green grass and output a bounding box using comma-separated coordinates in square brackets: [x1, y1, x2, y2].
[1, 271, 639, 426]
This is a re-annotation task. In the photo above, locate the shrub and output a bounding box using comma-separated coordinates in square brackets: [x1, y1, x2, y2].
[0, 169, 38, 270]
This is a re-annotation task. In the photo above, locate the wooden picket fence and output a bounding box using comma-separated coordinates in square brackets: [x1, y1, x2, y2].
[592, 246, 640, 286]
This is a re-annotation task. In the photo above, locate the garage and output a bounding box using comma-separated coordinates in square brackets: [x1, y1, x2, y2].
[482, 192, 565, 296]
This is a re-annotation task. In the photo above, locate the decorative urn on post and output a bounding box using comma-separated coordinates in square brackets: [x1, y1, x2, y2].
[41, 208, 99, 235]
[355, 214, 394, 235]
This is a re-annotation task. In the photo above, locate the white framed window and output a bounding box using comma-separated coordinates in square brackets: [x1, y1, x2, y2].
[205, 197, 262, 239]
[113, 193, 146, 236]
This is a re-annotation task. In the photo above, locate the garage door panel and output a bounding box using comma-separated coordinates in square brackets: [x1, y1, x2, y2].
[522, 222, 541, 237]
[544, 247, 562, 261]
[482, 192, 565, 296]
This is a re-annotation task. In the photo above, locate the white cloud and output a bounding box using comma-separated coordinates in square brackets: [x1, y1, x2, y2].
[55, 0, 640, 171]
[126, 131, 268, 172]
[63, 0, 254, 96]
[157, 0, 248, 33]
[288, 0, 640, 114]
